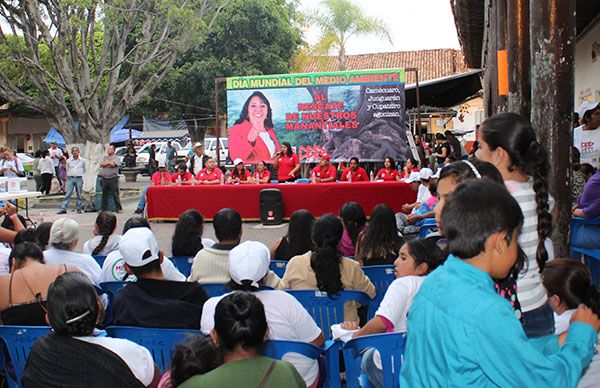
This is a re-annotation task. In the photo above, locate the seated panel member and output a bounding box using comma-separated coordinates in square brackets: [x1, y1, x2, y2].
[227, 158, 251, 184]
[172, 163, 194, 185]
[311, 154, 337, 183]
[252, 160, 271, 184]
[134, 161, 172, 214]
[195, 157, 223, 185]
[375, 156, 401, 181]
[341, 157, 369, 182]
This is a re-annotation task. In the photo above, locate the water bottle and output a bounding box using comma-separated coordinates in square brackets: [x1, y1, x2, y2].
[347, 171, 352, 182]
[369, 171, 374, 181]
[219, 173, 224, 185]
[311, 171, 316, 183]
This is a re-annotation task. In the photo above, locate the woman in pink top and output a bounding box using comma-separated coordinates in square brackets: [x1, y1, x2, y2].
[375, 157, 401, 181]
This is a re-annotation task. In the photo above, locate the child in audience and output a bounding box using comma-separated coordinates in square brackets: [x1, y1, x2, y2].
[476, 112, 555, 337]
[356, 204, 404, 266]
[83, 211, 120, 256]
[396, 182, 438, 235]
[542, 259, 600, 388]
[338, 202, 366, 257]
[400, 179, 600, 386]
[269, 209, 315, 261]
[341, 238, 446, 387]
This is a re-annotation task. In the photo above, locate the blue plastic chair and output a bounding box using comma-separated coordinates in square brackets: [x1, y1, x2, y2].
[92, 255, 107, 268]
[570, 216, 600, 285]
[342, 332, 406, 388]
[106, 326, 201, 372]
[0, 326, 51, 387]
[169, 256, 194, 278]
[361, 265, 396, 319]
[418, 218, 438, 238]
[269, 260, 288, 278]
[201, 283, 229, 297]
[286, 290, 371, 339]
[100, 281, 128, 299]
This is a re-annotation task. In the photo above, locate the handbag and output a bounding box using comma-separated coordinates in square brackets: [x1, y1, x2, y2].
[257, 360, 276, 388]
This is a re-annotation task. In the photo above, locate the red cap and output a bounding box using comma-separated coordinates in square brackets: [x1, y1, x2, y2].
[321, 154, 331, 161]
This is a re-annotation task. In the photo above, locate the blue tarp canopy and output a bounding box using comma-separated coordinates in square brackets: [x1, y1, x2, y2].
[44, 128, 66, 147]
[109, 115, 141, 143]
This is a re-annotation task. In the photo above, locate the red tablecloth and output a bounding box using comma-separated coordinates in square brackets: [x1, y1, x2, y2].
[146, 181, 416, 221]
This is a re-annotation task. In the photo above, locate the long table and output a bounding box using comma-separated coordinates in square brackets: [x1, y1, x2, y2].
[146, 182, 416, 221]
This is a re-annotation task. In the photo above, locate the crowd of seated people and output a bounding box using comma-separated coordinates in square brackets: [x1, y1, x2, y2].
[0, 112, 599, 387]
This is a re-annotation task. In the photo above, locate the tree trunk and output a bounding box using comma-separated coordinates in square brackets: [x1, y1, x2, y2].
[338, 43, 347, 71]
[188, 119, 207, 143]
[82, 141, 108, 193]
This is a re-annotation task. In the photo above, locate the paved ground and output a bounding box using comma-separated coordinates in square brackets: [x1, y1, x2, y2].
[19, 175, 288, 253]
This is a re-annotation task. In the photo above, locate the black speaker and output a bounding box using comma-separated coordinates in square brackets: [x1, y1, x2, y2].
[259, 188, 283, 225]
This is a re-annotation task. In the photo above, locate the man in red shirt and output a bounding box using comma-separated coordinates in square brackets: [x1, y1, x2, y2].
[134, 161, 172, 214]
[340, 157, 369, 182]
[172, 163, 194, 185]
[311, 154, 337, 183]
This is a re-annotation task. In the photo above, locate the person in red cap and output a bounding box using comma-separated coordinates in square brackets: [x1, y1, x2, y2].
[311, 154, 337, 183]
[340, 157, 369, 182]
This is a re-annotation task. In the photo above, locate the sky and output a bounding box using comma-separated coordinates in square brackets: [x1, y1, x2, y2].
[300, 0, 461, 54]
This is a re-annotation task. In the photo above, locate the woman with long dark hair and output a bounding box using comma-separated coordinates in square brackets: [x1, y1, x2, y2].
[83, 211, 119, 256]
[338, 202, 366, 257]
[227, 158, 251, 184]
[228, 91, 280, 163]
[269, 209, 315, 260]
[356, 204, 405, 266]
[171, 209, 213, 257]
[279, 214, 375, 322]
[273, 142, 300, 182]
[375, 157, 400, 181]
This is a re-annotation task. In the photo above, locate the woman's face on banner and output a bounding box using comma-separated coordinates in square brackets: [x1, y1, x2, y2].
[248, 96, 268, 126]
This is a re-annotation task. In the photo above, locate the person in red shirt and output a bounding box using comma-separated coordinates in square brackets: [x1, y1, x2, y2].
[134, 161, 171, 214]
[253, 160, 271, 184]
[398, 157, 420, 178]
[273, 142, 300, 182]
[311, 154, 337, 183]
[227, 158, 252, 184]
[340, 157, 369, 182]
[195, 157, 223, 185]
[172, 163, 194, 185]
[375, 156, 401, 181]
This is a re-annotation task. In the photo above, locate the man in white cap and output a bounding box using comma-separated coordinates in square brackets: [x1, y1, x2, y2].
[200, 241, 324, 387]
[134, 160, 172, 214]
[111, 227, 208, 329]
[574, 101, 600, 166]
[398, 168, 436, 234]
[187, 142, 209, 176]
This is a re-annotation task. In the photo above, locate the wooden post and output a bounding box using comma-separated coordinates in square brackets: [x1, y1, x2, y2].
[507, 0, 531, 116]
[496, 0, 509, 110]
[530, 0, 576, 257]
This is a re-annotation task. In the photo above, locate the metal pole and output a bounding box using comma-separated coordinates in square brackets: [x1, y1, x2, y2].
[214, 78, 226, 166]
[405, 68, 421, 138]
[507, 0, 531, 116]
[496, 0, 508, 111]
[530, 0, 576, 257]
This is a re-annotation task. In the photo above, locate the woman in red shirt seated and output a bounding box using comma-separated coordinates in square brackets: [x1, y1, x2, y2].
[375, 156, 401, 181]
[273, 142, 300, 182]
[227, 158, 251, 184]
[195, 157, 223, 185]
[398, 157, 420, 178]
[252, 160, 271, 184]
[341, 157, 369, 182]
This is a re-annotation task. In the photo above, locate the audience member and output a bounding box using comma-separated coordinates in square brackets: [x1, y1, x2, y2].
[227, 158, 251, 184]
[311, 154, 337, 183]
[572, 160, 600, 249]
[44, 218, 101, 285]
[572, 146, 586, 201]
[444, 130, 462, 159]
[22, 272, 159, 387]
[269, 209, 315, 260]
[338, 202, 366, 257]
[252, 160, 271, 183]
[402, 167, 434, 214]
[58, 146, 86, 214]
[0, 202, 25, 243]
[279, 214, 375, 322]
[38, 149, 54, 195]
[171, 209, 214, 257]
[162, 335, 222, 388]
[477, 112, 555, 337]
[47, 141, 63, 182]
[573, 101, 600, 165]
[401, 179, 600, 386]
[396, 182, 438, 235]
[99, 217, 185, 283]
[581, 163, 596, 182]
[134, 161, 172, 214]
[111, 227, 208, 329]
[434, 133, 451, 168]
[0, 242, 78, 325]
[99, 145, 123, 212]
[13, 228, 40, 246]
[32, 150, 43, 192]
[35, 222, 52, 250]
[0, 149, 25, 177]
[375, 157, 400, 181]
[82, 211, 120, 256]
[356, 204, 405, 266]
[201, 243, 323, 387]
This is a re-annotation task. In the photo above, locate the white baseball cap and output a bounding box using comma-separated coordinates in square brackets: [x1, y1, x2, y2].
[194, 142, 203, 148]
[233, 158, 244, 166]
[432, 168, 442, 179]
[577, 101, 599, 118]
[158, 160, 167, 168]
[119, 227, 160, 267]
[403, 171, 421, 184]
[419, 168, 434, 181]
[228, 241, 270, 288]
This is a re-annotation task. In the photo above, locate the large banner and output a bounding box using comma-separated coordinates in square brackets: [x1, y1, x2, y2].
[226, 68, 407, 164]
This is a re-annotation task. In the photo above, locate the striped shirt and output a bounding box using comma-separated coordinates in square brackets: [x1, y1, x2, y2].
[505, 179, 554, 313]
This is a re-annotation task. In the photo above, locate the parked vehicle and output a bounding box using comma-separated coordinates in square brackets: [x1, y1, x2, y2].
[176, 137, 229, 165]
[16, 153, 34, 177]
[136, 141, 182, 170]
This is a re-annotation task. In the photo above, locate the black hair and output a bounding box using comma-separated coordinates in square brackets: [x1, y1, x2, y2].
[2, 214, 26, 231]
[214, 292, 267, 354]
[571, 146, 581, 169]
[405, 238, 447, 275]
[35, 222, 53, 249]
[213, 208, 242, 242]
[581, 163, 596, 179]
[357, 204, 405, 261]
[9, 242, 44, 271]
[582, 103, 600, 125]
[91, 211, 117, 255]
[285, 209, 315, 259]
[170, 335, 222, 387]
[172, 209, 205, 257]
[34, 150, 42, 158]
[406, 157, 419, 167]
[234, 91, 274, 129]
[349, 157, 359, 164]
[542, 259, 600, 317]
[444, 130, 455, 138]
[339, 202, 366, 247]
[47, 272, 101, 336]
[41, 149, 50, 157]
[428, 180, 437, 196]
[480, 112, 552, 272]
[445, 155, 457, 163]
[310, 214, 344, 298]
[435, 133, 446, 140]
[126, 258, 162, 278]
[441, 179, 523, 259]
[384, 156, 396, 167]
[14, 228, 40, 246]
[438, 158, 504, 185]
[122, 216, 151, 234]
[177, 163, 187, 171]
[281, 142, 293, 157]
[226, 279, 261, 293]
[231, 163, 247, 180]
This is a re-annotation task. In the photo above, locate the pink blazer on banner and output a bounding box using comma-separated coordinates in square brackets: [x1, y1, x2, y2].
[228, 120, 280, 163]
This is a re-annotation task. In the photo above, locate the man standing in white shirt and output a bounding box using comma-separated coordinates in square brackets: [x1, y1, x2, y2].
[48, 141, 64, 182]
[58, 146, 86, 214]
[573, 102, 600, 166]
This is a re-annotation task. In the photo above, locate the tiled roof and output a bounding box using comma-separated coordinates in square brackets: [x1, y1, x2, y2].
[299, 49, 469, 84]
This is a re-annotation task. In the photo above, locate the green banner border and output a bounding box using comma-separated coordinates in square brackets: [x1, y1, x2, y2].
[226, 68, 405, 90]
